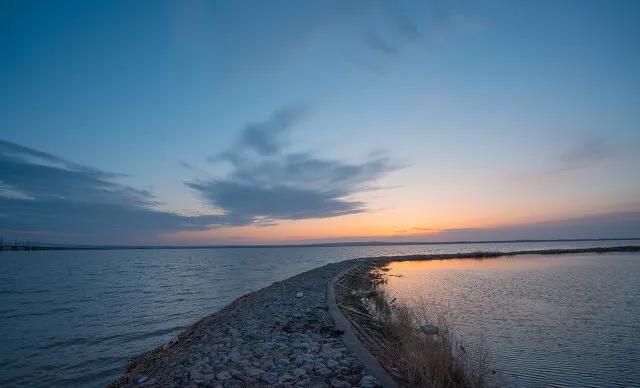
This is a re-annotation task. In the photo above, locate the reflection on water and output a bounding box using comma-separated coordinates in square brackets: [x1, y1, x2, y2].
[0, 240, 636, 387]
[383, 253, 640, 387]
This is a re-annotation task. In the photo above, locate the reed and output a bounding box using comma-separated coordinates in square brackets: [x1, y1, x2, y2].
[336, 264, 489, 387]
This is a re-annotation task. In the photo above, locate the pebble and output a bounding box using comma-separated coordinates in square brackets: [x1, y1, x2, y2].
[260, 372, 278, 384]
[293, 367, 307, 379]
[360, 375, 378, 388]
[216, 370, 231, 381]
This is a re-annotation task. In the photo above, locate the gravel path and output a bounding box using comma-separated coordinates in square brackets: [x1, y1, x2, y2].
[110, 260, 380, 388]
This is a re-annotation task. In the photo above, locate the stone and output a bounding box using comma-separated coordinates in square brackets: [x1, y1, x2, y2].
[190, 370, 204, 381]
[163, 335, 179, 349]
[293, 367, 307, 379]
[245, 367, 263, 378]
[327, 359, 339, 369]
[360, 375, 378, 387]
[316, 366, 332, 377]
[296, 292, 304, 298]
[261, 372, 278, 385]
[420, 324, 439, 335]
[216, 370, 231, 381]
[330, 378, 351, 387]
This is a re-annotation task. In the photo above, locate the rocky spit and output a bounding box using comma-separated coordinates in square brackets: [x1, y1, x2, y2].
[111, 259, 380, 388]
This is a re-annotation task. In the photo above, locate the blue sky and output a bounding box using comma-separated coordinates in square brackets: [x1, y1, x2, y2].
[1, 0, 639, 244]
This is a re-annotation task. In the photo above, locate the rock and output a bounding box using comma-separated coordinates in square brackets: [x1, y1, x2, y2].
[316, 366, 332, 377]
[190, 370, 204, 381]
[293, 367, 307, 379]
[420, 324, 439, 335]
[296, 292, 304, 298]
[360, 375, 378, 387]
[216, 370, 232, 381]
[330, 378, 351, 387]
[294, 355, 306, 365]
[326, 359, 339, 369]
[163, 335, 179, 349]
[261, 372, 278, 385]
[263, 359, 275, 370]
[245, 367, 263, 378]
[294, 341, 311, 350]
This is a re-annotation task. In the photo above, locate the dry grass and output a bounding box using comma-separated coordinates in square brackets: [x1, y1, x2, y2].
[336, 263, 490, 387]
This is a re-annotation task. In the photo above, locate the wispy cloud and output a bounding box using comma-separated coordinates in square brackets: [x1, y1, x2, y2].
[427, 212, 640, 241]
[365, 34, 401, 57]
[351, 2, 472, 74]
[508, 136, 614, 184]
[394, 226, 437, 234]
[557, 137, 611, 171]
[188, 105, 399, 226]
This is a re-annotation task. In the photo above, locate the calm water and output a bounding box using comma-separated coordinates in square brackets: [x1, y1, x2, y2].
[383, 252, 640, 387]
[0, 240, 636, 387]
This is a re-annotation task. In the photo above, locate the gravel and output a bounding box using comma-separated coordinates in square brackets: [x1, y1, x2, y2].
[110, 260, 381, 387]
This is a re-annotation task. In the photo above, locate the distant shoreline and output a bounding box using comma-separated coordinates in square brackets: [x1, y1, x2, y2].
[1, 237, 640, 252]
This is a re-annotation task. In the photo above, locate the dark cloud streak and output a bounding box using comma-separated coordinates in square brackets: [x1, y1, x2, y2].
[0, 140, 219, 243]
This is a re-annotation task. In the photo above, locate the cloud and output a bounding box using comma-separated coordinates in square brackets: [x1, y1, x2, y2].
[188, 106, 399, 225]
[558, 137, 611, 171]
[0, 108, 399, 243]
[428, 212, 640, 241]
[0, 140, 219, 243]
[367, 212, 640, 242]
[365, 34, 401, 57]
[238, 106, 306, 156]
[352, 1, 471, 73]
[508, 136, 614, 184]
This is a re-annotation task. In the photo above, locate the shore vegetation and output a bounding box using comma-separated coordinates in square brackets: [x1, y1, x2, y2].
[336, 263, 489, 387]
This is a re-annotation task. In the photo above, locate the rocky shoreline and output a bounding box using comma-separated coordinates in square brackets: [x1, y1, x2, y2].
[110, 259, 381, 388]
[111, 245, 640, 387]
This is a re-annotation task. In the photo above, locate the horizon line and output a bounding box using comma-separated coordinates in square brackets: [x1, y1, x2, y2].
[2, 237, 640, 251]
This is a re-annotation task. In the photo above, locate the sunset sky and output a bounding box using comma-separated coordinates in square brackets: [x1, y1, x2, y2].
[1, 0, 639, 244]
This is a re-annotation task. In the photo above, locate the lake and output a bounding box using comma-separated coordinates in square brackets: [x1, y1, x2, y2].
[383, 251, 640, 387]
[0, 240, 636, 387]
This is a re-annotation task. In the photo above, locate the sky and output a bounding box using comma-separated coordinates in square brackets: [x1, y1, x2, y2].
[1, 0, 639, 245]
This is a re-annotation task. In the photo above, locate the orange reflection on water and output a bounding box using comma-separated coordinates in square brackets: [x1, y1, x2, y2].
[385, 255, 563, 274]
[383, 255, 568, 298]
